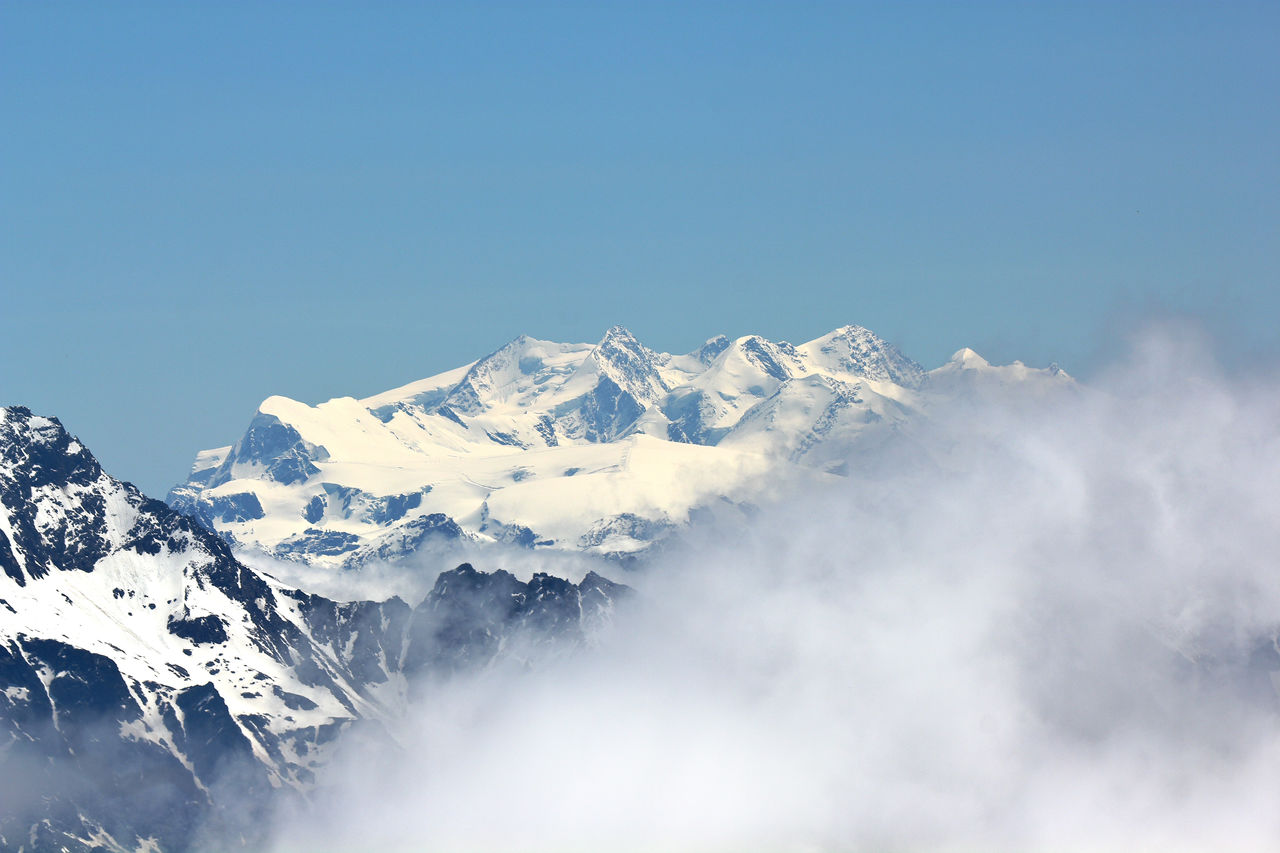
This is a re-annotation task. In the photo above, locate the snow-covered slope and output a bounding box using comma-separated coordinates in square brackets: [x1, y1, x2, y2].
[170, 325, 1073, 568]
[0, 407, 626, 851]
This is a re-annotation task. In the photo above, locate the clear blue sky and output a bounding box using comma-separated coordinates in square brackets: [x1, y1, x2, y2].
[2, 2, 1277, 496]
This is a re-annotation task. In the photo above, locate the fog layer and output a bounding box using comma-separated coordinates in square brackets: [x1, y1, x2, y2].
[272, 329, 1280, 853]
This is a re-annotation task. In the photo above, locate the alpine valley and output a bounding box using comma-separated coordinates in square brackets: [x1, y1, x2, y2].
[0, 324, 1072, 851]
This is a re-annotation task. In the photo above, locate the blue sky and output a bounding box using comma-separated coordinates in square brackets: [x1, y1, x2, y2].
[2, 2, 1277, 495]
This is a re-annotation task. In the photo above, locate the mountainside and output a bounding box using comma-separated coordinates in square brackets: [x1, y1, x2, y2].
[170, 324, 1073, 568]
[0, 407, 626, 852]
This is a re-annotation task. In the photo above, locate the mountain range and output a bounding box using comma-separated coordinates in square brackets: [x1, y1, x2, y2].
[169, 325, 1072, 567]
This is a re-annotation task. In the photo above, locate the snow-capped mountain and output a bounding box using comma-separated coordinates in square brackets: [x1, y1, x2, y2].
[169, 325, 1073, 568]
[0, 407, 626, 851]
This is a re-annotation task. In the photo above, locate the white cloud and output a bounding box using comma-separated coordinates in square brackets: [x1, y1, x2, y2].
[269, 325, 1280, 853]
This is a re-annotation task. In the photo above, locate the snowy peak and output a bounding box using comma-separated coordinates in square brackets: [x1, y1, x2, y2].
[946, 347, 991, 369]
[597, 323, 645, 352]
[439, 335, 526, 415]
[732, 335, 807, 383]
[693, 334, 731, 365]
[0, 407, 113, 584]
[925, 345, 1075, 401]
[548, 325, 674, 444]
[0, 406, 102, 493]
[440, 334, 588, 416]
[798, 325, 925, 388]
[219, 406, 331, 486]
[580, 325, 670, 405]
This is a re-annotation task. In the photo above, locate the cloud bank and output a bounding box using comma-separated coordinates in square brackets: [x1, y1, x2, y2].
[270, 326, 1280, 853]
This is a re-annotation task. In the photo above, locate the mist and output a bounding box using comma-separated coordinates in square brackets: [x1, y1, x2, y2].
[268, 327, 1280, 853]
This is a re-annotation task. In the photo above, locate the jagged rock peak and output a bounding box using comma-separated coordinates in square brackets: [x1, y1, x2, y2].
[0, 406, 101, 483]
[2, 406, 78, 454]
[593, 325, 656, 364]
[599, 324, 638, 342]
[594, 325, 658, 356]
[726, 334, 806, 383]
[586, 325, 669, 401]
[0, 407, 120, 584]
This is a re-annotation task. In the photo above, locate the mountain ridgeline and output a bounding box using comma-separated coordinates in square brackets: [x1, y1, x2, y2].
[168, 324, 1074, 567]
[0, 407, 627, 852]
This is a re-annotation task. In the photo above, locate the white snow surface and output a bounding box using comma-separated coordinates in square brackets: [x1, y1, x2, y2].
[175, 325, 1073, 568]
